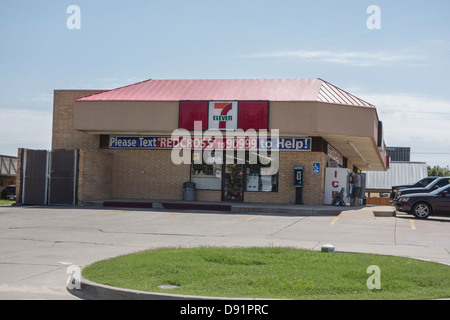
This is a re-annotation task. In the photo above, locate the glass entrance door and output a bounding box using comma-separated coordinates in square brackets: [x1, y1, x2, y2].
[223, 152, 244, 201]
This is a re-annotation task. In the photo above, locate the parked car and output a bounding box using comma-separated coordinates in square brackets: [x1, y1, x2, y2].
[393, 177, 450, 201]
[1, 185, 16, 200]
[390, 177, 438, 200]
[395, 184, 450, 219]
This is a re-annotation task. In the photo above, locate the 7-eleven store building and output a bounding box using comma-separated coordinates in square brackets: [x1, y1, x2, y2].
[21, 79, 388, 206]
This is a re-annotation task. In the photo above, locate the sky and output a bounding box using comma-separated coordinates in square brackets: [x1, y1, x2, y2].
[0, 0, 449, 168]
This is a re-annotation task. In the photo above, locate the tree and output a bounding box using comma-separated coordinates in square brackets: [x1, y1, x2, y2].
[427, 165, 450, 177]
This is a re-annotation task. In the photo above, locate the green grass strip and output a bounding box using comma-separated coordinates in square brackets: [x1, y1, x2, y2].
[0, 200, 15, 206]
[82, 247, 450, 300]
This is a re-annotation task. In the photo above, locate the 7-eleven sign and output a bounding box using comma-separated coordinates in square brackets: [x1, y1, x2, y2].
[208, 101, 238, 130]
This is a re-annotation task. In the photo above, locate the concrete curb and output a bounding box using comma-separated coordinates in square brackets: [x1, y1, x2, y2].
[68, 277, 255, 300]
[87, 199, 397, 217]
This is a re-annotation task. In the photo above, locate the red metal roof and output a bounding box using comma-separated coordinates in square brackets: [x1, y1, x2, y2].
[76, 78, 374, 108]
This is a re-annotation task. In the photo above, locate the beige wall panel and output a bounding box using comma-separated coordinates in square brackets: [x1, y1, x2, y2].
[269, 102, 319, 135]
[74, 101, 179, 134]
[270, 101, 378, 139]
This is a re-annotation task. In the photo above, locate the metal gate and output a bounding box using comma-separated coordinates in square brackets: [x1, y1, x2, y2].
[21, 150, 48, 205]
[48, 150, 78, 205]
[21, 149, 78, 205]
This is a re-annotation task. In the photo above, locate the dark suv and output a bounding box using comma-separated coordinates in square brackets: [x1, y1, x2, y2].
[394, 177, 450, 201]
[390, 177, 438, 200]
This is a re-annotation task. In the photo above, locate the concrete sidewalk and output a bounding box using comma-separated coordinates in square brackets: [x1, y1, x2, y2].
[84, 198, 396, 217]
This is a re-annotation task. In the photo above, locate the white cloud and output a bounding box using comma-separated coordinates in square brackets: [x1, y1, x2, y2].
[241, 50, 424, 66]
[96, 77, 148, 89]
[353, 92, 450, 166]
[30, 93, 53, 103]
[0, 108, 52, 156]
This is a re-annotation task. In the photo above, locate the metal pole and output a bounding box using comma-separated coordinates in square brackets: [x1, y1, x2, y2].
[45, 151, 51, 205]
[73, 150, 78, 206]
[21, 150, 27, 204]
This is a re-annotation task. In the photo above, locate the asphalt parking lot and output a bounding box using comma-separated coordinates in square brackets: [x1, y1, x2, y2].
[0, 205, 449, 300]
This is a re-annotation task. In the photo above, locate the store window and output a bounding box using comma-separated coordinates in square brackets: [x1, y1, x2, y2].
[191, 150, 278, 193]
[191, 150, 222, 190]
[245, 152, 278, 192]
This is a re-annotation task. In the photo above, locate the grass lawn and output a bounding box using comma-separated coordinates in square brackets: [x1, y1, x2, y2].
[82, 247, 450, 300]
[0, 200, 15, 206]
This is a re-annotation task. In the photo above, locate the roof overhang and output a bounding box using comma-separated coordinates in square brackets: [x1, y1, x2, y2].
[70, 79, 387, 171]
[323, 135, 387, 171]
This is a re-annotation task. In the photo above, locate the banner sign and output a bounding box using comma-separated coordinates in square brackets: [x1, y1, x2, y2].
[179, 101, 268, 131]
[327, 144, 344, 166]
[258, 138, 311, 151]
[110, 136, 311, 151]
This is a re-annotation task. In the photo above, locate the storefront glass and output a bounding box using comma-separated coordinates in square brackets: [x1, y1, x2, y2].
[191, 150, 278, 197]
[223, 163, 244, 201]
[246, 152, 279, 192]
[191, 150, 222, 190]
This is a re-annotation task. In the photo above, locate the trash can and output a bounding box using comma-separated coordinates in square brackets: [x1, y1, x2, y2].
[183, 182, 196, 201]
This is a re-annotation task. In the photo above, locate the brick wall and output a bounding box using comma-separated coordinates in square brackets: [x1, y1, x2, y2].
[52, 90, 105, 150]
[78, 149, 328, 204]
[78, 149, 192, 203]
[109, 149, 190, 200]
[196, 190, 222, 202]
[78, 150, 113, 202]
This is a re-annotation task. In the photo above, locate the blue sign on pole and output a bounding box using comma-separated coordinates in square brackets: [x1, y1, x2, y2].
[312, 162, 321, 174]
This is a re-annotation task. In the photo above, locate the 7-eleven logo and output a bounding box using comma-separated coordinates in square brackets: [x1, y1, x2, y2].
[209, 101, 238, 130]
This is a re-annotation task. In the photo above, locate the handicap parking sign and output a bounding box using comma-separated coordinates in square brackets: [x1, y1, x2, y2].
[313, 162, 321, 174]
